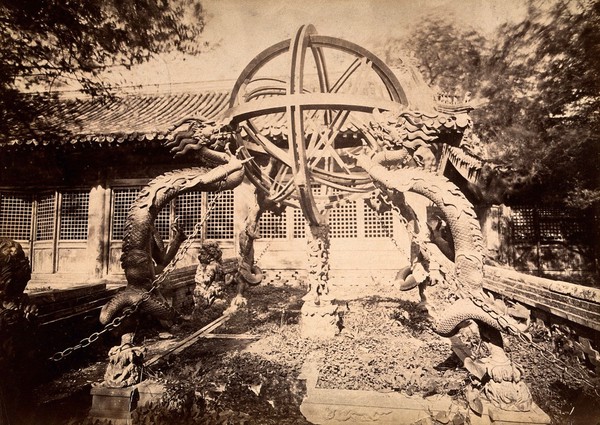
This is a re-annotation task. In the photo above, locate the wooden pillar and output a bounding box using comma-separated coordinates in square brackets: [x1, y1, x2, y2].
[497, 205, 512, 266]
[87, 184, 109, 280]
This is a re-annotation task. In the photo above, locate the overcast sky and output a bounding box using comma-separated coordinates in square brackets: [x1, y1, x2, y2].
[105, 0, 527, 90]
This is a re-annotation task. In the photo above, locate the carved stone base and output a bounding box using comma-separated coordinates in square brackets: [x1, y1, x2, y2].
[450, 335, 535, 413]
[300, 302, 341, 339]
[299, 360, 550, 425]
[300, 387, 550, 425]
[486, 403, 551, 425]
[89, 381, 165, 424]
[301, 388, 455, 425]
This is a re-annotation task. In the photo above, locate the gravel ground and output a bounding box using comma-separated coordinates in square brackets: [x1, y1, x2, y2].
[32, 282, 600, 425]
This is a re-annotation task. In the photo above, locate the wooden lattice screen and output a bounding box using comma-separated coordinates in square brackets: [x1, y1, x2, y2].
[511, 206, 591, 245]
[112, 188, 171, 241]
[508, 206, 595, 274]
[0, 193, 33, 240]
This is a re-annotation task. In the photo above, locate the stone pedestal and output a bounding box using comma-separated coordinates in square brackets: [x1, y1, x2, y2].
[486, 403, 551, 425]
[300, 222, 342, 338]
[450, 335, 536, 413]
[89, 381, 165, 424]
[300, 301, 340, 339]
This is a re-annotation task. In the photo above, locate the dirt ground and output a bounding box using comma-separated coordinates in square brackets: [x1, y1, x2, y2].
[31, 281, 600, 425]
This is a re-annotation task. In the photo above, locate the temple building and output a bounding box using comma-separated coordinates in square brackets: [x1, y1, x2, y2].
[0, 80, 414, 288]
[0, 74, 594, 290]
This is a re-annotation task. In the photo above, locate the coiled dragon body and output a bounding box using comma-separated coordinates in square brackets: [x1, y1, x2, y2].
[100, 158, 247, 325]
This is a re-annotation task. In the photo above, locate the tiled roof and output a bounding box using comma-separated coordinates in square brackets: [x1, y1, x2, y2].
[2, 91, 231, 147]
[1, 87, 474, 159]
[0, 89, 406, 148]
[4, 90, 394, 148]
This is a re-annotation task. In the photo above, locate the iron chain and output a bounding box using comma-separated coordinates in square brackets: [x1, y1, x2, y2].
[49, 182, 226, 362]
[374, 201, 409, 260]
[378, 188, 441, 271]
[254, 238, 272, 264]
[253, 211, 284, 264]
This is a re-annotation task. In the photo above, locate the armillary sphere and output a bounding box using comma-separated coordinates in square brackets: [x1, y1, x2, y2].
[221, 24, 409, 226]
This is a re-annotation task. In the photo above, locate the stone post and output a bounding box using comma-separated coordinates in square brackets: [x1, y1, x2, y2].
[300, 222, 340, 339]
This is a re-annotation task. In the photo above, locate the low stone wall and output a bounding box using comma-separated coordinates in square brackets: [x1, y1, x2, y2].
[483, 265, 600, 332]
[28, 283, 120, 327]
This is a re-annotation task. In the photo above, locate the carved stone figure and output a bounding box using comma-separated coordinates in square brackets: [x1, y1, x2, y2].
[0, 238, 38, 423]
[103, 333, 146, 388]
[192, 241, 228, 312]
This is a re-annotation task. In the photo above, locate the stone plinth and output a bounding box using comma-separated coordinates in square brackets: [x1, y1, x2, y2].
[300, 302, 340, 339]
[486, 403, 551, 425]
[89, 381, 165, 424]
[89, 386, 136, 423]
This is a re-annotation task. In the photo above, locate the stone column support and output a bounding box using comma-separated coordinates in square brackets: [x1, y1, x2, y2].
[304, 223, 331, 304]
[300, 222, 340, 339]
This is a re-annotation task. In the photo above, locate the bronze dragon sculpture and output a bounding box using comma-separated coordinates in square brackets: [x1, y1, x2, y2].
[99, 137, 259, 325]
[99, 25, 533, 410]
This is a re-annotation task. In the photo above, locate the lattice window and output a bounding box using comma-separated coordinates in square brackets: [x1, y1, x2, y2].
[540, 220, 564, 241]
[363, 203, 394, 238]
[511, 206, 592, 246]
[538, 208, 587, 243]
[112, 188, 140, 240]
[175, 191, 203, 239]
[292, 208, 307, 238]
[511, 207, 535, 243]
[59, 191, 89, 240]
[0, 193, 33, 240]
[36, 193, 56, 241]
[259, 209, 287, 238]
[111, 187, 170, 241]
[329, 199, 358, 238]
[206, 190, 234, 239]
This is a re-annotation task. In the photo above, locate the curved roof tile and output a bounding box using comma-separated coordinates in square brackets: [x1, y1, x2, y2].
[2, 88, 473, 152]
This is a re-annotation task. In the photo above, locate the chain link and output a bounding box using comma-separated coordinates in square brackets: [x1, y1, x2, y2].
[49, 181, 227, 362]
[377, 188, 439, 269]
[253, 207, 286, 264]
[373, 200, 409, 260]
[254, 238, 273, 264]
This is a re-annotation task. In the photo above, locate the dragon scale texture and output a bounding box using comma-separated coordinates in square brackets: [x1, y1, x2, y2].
[358, 154, 499, 336]
[100, 162, 246, 325]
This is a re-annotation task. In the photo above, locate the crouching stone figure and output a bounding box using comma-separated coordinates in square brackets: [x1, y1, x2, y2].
[191, 242, 231, 314]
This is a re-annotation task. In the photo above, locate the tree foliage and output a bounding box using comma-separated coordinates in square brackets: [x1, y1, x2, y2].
[387, 1, 599, 209]
[477, 0, 599, 209]
[0, 0, 206, 142]
[381, 17, 487, 96]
